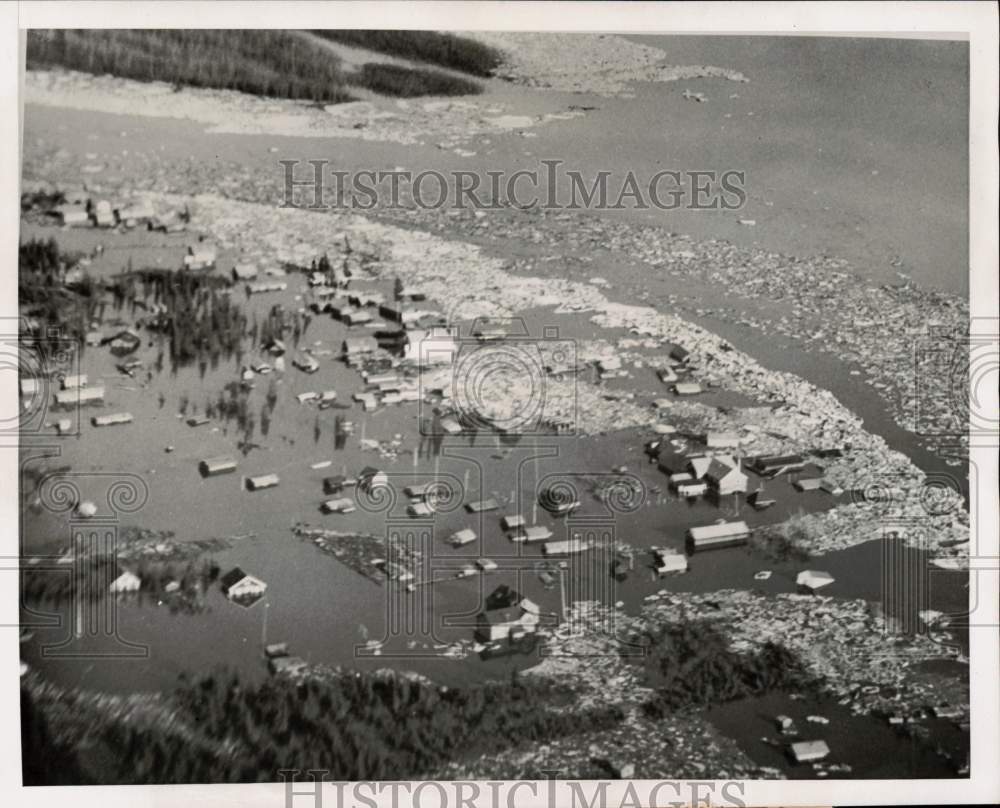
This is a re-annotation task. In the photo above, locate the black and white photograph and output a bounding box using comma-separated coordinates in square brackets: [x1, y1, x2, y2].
[5, 2, 998, 806]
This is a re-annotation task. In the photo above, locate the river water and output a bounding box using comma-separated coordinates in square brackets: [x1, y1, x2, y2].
[19, 33, 969, 778]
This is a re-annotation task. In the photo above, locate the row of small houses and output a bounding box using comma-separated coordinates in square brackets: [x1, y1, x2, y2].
[54, 199, 187, 232]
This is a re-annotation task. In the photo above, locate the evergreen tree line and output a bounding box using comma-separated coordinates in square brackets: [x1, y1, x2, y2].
[19, 237, 99, 355]
[27, 29, 357, 104]
[27, 29, 493, 102]
[638, 620, 821, 717]
[21, 556, 219, 606]
[23, 667, 625, 783]
[310, 30, 503, 77]
[113, 268, 248, 370]
[353, 63, 483, 97]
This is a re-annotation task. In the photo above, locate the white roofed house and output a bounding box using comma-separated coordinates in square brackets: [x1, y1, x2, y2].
[475, 603, 539, 642]
[184, 243, 217, 271]
[116, 200, 156, 227]
[220, 567, 267, 604]
[687, 520, 751, 552]
[61, 374, 88, 390]
[654, 550, 688, 574]
[673, 381, 702, 396]
[232, 263, 258, 282]
[704, 456, 749, 496]
[109, 569, 141, 594]
[54, 386, 105, 407]
[93, 202, 116, 228]
[55, 204, 90, 227]
[403, 327, 458, 367]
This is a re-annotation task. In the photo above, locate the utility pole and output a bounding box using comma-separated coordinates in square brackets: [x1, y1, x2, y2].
[558, 567, 568, 623]
[261, 600, 269, 652]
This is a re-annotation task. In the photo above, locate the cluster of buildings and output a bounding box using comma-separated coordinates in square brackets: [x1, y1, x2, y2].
[51, 192, 187, 233]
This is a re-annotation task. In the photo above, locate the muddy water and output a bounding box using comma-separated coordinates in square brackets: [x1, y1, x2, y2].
[21, 294, 964, 696]
[706, 691, 967, 779]
[19, 37, 969, 774]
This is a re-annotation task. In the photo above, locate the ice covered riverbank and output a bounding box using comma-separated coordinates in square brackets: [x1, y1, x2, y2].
[465, 32, 749, 95]
[25, 69, 584, 146]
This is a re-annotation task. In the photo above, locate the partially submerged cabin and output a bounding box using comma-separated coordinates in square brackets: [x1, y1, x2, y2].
[466, 498, 498, 513]
[232, 263, 258, 282]
[520, 526, 554, 544]
[109, 569, 141, 594]
[752, 453, 806, 476]
[220, 567, 267, 601]
[788, 739, 830, 764]
[200, 456, 237, 477]
[704, 457, 749, 496]
[542, 539, 588, 557]
[450, 528, 477, 547]
[403, 327, 458, 367]
[246, 473, 280, 491]
[246, 281, 287, 295]
[54, 386, 105, 407]
[501, 515, 526, 532]
[343, 336, 379, 356]
[92, 412, 133, 427]
[322, 497, 356, 514]
[654, 550, 688, 575]
[687, 520, 751, 552]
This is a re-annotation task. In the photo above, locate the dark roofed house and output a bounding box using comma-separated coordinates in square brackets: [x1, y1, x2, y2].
[485, 584, 522, 611]
[753, 453, 806, 475]
[323, 475, 347, 495]
[670, 345, 690, 363]
[220, 567, 267, 604]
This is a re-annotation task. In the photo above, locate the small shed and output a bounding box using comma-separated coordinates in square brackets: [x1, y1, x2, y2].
[343, 336, 379, 356]
[542, 539, 588, 556]
[788, 739, 830, 764]
[54, 386, 105, 407]
[232, 263, 258, 282]
[322, 497, 356, 514]
[246, 473, 280, 491]
[92, 412, 133, 427]
[466, 498, 499, 513]
[109, 570, 141, 594]
[673, 381, 702, 396]
[654, 550, 688, 575]
[200, 456, 237, 477]
[61, 374, 88, 390]
[521, 526, 554, 543]
[450, 528, 477, 547]
[687, 521, 751, 552]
